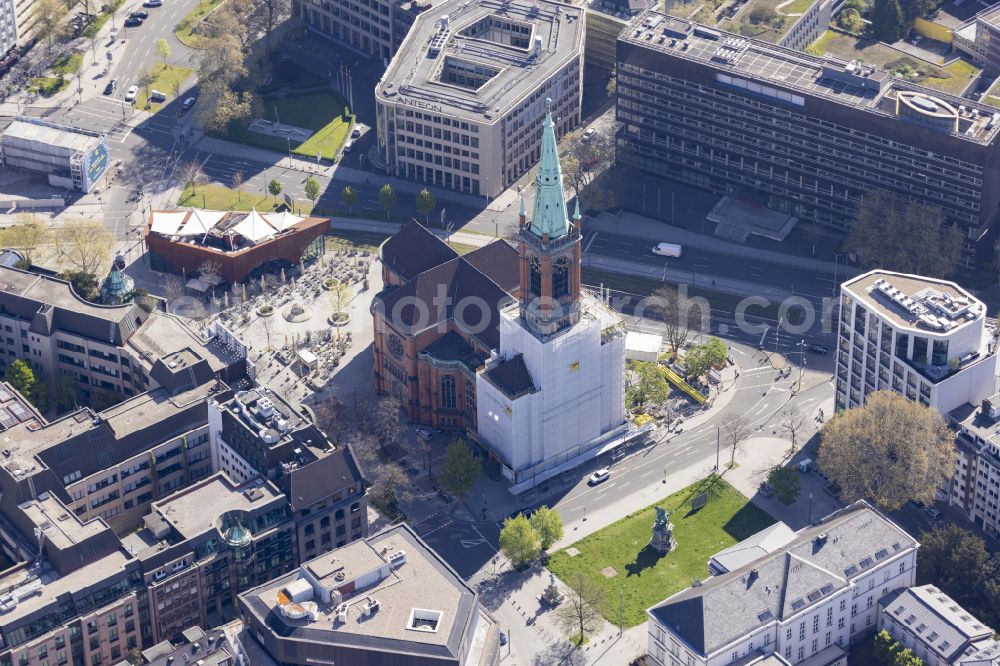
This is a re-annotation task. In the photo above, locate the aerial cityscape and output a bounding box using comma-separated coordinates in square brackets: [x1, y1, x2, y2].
[0, 0, 996, 662]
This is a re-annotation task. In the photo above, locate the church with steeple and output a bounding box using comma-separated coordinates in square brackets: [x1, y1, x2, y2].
[475, 103, 627, 492]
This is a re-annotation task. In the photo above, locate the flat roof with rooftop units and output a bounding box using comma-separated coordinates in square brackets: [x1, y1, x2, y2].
[621, 11, 1000, 146]
[378, 0, 584, 122]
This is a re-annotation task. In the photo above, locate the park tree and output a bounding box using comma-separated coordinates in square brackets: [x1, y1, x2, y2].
[767, 466, 801, 504]
[56, 218, 112, 280]
[559, 127, 615, 200]
[874, 630, 899, 663]
[438, 439, 481, 498]
[155, 38, 171, 65]
[837, 7, 865, 32]
[781, 405, 806, 453]
[722, 413, 751, 468]
[416, 188, 436, 225]
[916, 524, 998, 625]
[304, 177, 321, 208]
[499, 514, 541, 568]
[33, 0, 67, 54]
[267, 179, 283, 197]
[342, 185, 357, 214]
[328, 280, 352, 338]
[372, 396, 403, 452]
[530, 505, 564, 552]
[625, 361, 669, 411]
[555, 574, 604, 645]
[818, 390, 954, 511]
[871, 0, 906, 42]
[844, 192, 963, 277]
[137, 68, 155, 109]
[4, 360, 46, 412]
[367, 462, 411, 517]
[53, 374, 79, 413]
[649, 285, 702, 354]
[379, 184, 397, 222]
[231, 170, 244, 202]
[683, 338, 726, 380]
[0, 212, 49, 267]
[160, 273, 185, 304]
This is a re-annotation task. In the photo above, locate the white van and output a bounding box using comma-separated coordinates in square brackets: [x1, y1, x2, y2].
[652, 242, 682, 257]
[149, 90, 166, 102]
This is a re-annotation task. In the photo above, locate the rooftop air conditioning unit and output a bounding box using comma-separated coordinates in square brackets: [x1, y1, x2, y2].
[335, 602, 349, 624]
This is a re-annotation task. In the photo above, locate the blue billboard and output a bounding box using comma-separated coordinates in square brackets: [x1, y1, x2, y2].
[79, 137, 109, 192]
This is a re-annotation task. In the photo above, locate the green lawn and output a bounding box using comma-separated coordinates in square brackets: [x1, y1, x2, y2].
[781, 0, 816, 14]
[921, 58, 981, 95]
[174, 0, 227, 48]
[226, 92, 353, 161]
[547, 476, 775, 627]
[52, 52, 82, 76]
[135, 63, 194, 112]
[177, 183, 314, 214]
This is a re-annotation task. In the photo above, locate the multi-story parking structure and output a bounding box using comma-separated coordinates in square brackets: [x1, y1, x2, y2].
[375, 0, 584, 197]
[616, 12, 1000, 259]
[836, 270, 997, 413]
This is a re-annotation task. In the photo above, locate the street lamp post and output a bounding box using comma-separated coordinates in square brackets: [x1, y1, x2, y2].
[774, 316, 783, 355]
[619, 585, 624, 636]
[797, 339, 806, 392]
[715, 426, 720, 472]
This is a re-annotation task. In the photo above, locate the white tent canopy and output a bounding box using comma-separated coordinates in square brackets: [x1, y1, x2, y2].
[232, 209, 277, 243]
[263, 211, 304, 232]
[176, 209, 226, 236]
[149, 211, 189, 236]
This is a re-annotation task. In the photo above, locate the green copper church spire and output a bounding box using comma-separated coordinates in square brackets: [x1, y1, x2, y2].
[529, 100, 570, 240]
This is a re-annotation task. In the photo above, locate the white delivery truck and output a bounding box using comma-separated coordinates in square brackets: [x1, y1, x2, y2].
[652, 242, 682, 257]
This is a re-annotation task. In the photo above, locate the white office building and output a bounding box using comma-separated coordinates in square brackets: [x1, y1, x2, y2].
[836, 270, 997, 414]
[647, 501, 918, 666]
[475, 107, 627, 492]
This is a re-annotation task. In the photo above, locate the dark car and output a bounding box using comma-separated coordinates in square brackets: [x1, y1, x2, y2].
[103, 79, 117, 95]
[808, 344, 830, 354]
[129, 10, 148, 18]
[123, 16, 142, 26]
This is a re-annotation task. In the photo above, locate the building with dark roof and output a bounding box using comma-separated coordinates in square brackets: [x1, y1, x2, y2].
[371, 221, 519, 430]
[238, 523, 501, 666]
[647, 501, 918, 666]
[120, 625, 242, 666]
[878, 585, 998, 666]
[616, 11, 1000, 263]
[948, 396, 1000, 541]
[208, 386, 368, 562]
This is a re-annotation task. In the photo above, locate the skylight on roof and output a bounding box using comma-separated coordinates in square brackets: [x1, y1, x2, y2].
[875, 549, 889, 560]
[927, 632, 939, 642]
[758, 609, 773, 622]
[860, 557, 874, 569]
[916, 623, 927, 633]
[941, 641, 951, 651]
[791, 599, 805, 611]
[820, 584, 833, 595]
[845, 565, 859, 577]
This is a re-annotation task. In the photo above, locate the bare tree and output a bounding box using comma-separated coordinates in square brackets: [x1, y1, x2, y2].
[197, 260, 223, 294]
[0, 212, 50, 266]
[260, 314, 274, 350]
[231, 170, 244, 202]
[722, 414, 752, 469]
[372, 396, 403, 452]
[55, 218, 112, 278]
[261, 273, 279, 297]
[781, 406, 806, 454]
[554, 574, 604, 644]
[178, 160, 204, 194]
[649, 285, 696, 354]
[160, 273, 186, 304]
[368, 462, 412, 517]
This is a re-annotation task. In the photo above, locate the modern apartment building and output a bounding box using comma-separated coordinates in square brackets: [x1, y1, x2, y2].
[835, 270, 997, 414]
[878, 585, 999, 666]
[375, 0, 584, 197]
[239, 523, 501, 666]
[947, 395, 1000, 539]
[646, 501, 918, 666]
[616, 12, 1000, 252]
[207, 386, 369, 561]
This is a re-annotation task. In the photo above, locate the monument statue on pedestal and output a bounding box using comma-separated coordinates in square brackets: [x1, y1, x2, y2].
[649, 506, 677, 554]
[541, 572, 565, 606]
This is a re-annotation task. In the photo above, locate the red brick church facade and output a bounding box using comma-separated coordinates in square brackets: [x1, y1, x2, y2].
[370, 222, 521, 431]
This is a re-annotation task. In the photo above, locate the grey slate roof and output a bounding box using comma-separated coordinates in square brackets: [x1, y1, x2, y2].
[710, 521, 797, 573]
[484, 354, 536, 399]
[379, 221, 457, 282]
[881, 585, 995, 663]
[649, 501, 917, 658]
